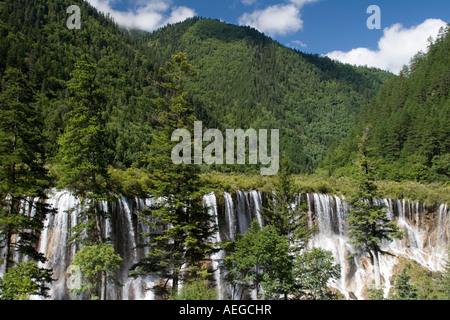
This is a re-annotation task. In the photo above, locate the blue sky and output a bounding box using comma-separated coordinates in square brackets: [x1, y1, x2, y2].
[87, 0, 449, 73]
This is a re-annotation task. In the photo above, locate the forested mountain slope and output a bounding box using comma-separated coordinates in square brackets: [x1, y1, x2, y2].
[321, 25, 450, 182]
[145, 18, 391, 173]
[0, 0, 391, 176]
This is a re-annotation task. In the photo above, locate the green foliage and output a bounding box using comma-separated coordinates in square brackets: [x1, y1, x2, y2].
[293, 248, 340, 300]
[388, 268, 418, 300]
[323, 25, 450, 183]
[224, 221, 293, 300]
[0, 0, 390, 177]
[0, 261, 53, 300]
[261, 157, 314, 246]
[347, 128, 402, 288]
[172, 278, 218, 300]
[70, 243, 122, 300]
[130, 53, 216, 294]
[0, 67, 53, 270]
[390, 258, 447, 300]
[367, 286, 384, 300]
[148, 18, 390, 174]
[56, 54, 107, 196]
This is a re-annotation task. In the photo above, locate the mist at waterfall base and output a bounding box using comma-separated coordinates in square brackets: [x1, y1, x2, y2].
[1, 189, 448, 301]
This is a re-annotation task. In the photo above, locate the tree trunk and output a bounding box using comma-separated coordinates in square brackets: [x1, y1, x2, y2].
[4, 227, 12, 273]
[4, 195, 16, 273]
[100, 271, 107, 300]
[172, 270, 179, 297]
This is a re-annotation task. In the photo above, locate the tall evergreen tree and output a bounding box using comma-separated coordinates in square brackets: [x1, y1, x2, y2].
[130, 52, 216, 296]
[0, 67, 52, 273]
[261, 156, 313, 248]
[57, 54, 109, 245]
[57, 54, 107, 198]
[56, 55, 119, 300]
[347, 127, 403, 290]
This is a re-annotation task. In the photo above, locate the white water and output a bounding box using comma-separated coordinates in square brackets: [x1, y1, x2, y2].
[216, 192, 448, 300]
[31, 190, 157, 300]
[1, 189, 448, 300]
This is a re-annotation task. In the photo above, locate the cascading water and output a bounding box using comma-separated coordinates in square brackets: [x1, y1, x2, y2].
[221, 192, 448, 300]
[1, 189, 447, 300]
[204, 193, 225, 300]
[29, 190, 157, 300]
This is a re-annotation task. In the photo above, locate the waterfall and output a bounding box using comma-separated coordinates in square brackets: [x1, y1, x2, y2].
[37, 190, 81, 300]
[203, 193, 226, 300]
[224, 192, 237, 241]
[1, 189, 447, 300]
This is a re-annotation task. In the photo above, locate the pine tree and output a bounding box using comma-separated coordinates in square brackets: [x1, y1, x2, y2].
[57, 54, 109, 244]
[347, 127, 403, 290]
[57, 54, 107, 198]
[56, 55, 118, 300]
[130, 52, 216, 297]
[261, 156, 313, 248]
[389, 267, 418, 300]
[0, 67, 52, 273]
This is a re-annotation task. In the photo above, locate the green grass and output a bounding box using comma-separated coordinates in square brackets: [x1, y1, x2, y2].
[102, 168, 450, 206]
[201, 172, 449, 206]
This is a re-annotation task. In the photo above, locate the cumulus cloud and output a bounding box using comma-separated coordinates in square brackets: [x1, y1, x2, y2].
[86, 0, 196, 32]
[238, 0, 320, 37]
[239, 4, 303, 37]
[326, 19, 447, 74]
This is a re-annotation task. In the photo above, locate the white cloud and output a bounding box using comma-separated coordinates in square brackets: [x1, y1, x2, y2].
[238, 0, 320, 37]
[86, 0, 196, 32]
[238, 4, 303, 37]
[164, 6, 197, 25]
[286, 40, 308, 50]
[288, 0, 320, 7]
[326, 19, 447, 74]
[241, 0, 257, 5]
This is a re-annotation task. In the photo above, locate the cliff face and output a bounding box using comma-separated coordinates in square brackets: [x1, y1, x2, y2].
[2, 190, 447, 300]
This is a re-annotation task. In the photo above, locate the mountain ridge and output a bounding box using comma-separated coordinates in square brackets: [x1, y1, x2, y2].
[0, 1, 391, 174]
[143, 17, 392, 173]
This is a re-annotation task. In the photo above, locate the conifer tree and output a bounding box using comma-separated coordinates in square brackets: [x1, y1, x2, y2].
[261, 156, 313, 248]
[0, 67, 52, 273]
[56, 55, 120, 300]
[130, 52, 216, 297]
[389, 267, 418, 300]
[347, 127, 403, 290]
[57, 54, 109, 245]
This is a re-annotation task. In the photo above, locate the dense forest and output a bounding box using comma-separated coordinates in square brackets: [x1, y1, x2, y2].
[321, 25, 450, 183]
[0, 0, 448, 302]
[0, 0, 392, 177]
